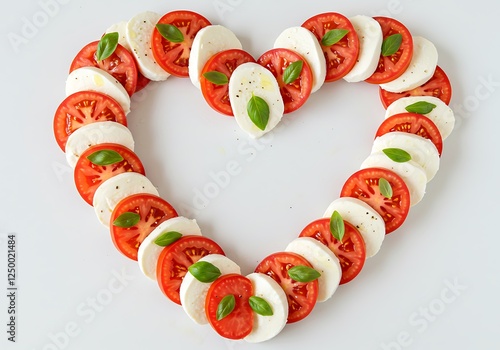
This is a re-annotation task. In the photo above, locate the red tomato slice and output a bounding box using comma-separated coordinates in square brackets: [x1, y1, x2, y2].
[255, 252, 318, 323]
[200, 49, 255, 116]
[365, 17, 413, 84]
[302, 12, 359, 82]
[157, 236, 225, 305]
[70, 42, 138, 96]
[376, 112, 443, 155]
[110, 194, 178, 260]
[340, 168, 411, 234]
[135, 71, 151, 93]
[205, 274, 254, 340]
[379, 66, 452, 108]
[151, 10, 211, 77]
[53, 91, 127, 151]
[257, 48, 313, 113]
[74, 143, 145, 206]
[299, 218, 366, 284]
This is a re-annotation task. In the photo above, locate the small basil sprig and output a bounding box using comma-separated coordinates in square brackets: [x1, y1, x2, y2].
[203, 71, 229, 85]
[405, 101, 437, 114]
[247, 94, 270, 131]
[217, 295, 236, 321]
[321, 29, 349, 46]
[383, 148, 412, 163]
[381, 33, 403, 56]
[156, 24, 184, 43]
[96, 32, 119, 61]
[188, 261, 221, 283]
[330, 210, 345, 242]
[283, 60, 303, 84]
[288, 265, 321, 283]
[113, 212, 140, 228]
[87, 149, 124, 166]
[154, 231, 182, 247]
[249, 296, 273, 316]
[379, 177, 393, 199]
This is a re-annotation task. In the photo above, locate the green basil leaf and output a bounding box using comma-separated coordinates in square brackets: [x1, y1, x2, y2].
[381, 33, 403, 57]
[96, 32, 119, 61]
[321, 29, 349, 46]
[155, 24, 184, 43]
[86, 149, 124, 166]
[217, 295, 236, 321]
[247, 94, 270, 131]
[283, 60, 303, 84]
[383, 148, 412, 163]
[203, 71, 229, 85]
[249, 296, 273, 316]
[188, 261, 221, 283]
[405, 101, 437, 114]
[112, 212, 140, 228]
[154, 231, 182, 247]
[288, 265, 321, 283]
[330, 210, 345, 242]
[379, 177, 393, 199]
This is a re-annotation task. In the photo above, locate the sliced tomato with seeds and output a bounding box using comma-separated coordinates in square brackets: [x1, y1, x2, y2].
[134, 71, 151, 93]
[205, 274, 254, 340]
[257, 48, 313, 113]
[340, 168, 411, 234]
[299, 218, 365, 284]
[255, 252, 318, 323]
[302, 12, 359, 82]
[110, 194, 178, 261]
[151, 10, 211, 77]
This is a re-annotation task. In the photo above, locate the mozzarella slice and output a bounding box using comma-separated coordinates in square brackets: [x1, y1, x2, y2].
[385, 96, 455, 140]
[244, 273, 288, 343]
[343, 15, 383, 83]
[66, 67, 131, 114]
[324, 197, 385, 258]
[179, 254, 241, 325]
[372, 132, 440, 182]
[228, 62, 284, 138]
[92, 172, 158, 228]
[137, 217, 202, 281]
[285, 237, 341, 302]
[188, 25, 242, 89]
[64, 121, 134, 168]
[380, 36, 438, 93]
[105, 21, 131, 51]
[273, 26, 326, 93]
[126, 11, 170, 81]
[360, 152, 427, 206]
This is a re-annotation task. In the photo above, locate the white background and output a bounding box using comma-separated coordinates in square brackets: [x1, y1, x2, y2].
[1, 0, 499, 349]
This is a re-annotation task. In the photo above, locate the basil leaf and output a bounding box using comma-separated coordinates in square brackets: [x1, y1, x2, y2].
[379, 177, 393, 199]
[247, 94, 270, 131]
[283, 60, 303, 85]
[249, 296, 273, 316]
[217, 295, 235, 321]
[86, 149, 124, 166]
[381, 33, 403, 57]
[154, 231, 182, 247]
[288, 265, 321, 283]
[188, 261, 221, 283]
[155, 24, 184, 43]
[405, 101, 437, 114]
[330, 210, 345, 242]
[321, 29, 349, 46]
[112, 212, 140, 228]
[96, 32, 119, 61]
[203, 71, 229, 85]
[383, 148, 412, 163]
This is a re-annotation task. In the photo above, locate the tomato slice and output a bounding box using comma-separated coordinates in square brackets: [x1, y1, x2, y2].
[299, 218, 365, 284]
[255, 252, 318, 323]
[302, 12, 359, 82]
[376, 112, 443, 155]
[156, 236, 225, 305]
[74, 143, 145, 205]
[379, 66, 452, 108]
[135, 71, 151, 93]
[365, 17, 413, 84]
[110, 194, 178, 260]
[70, 42, 138, 96]
[257, 48, 313, 113]
[151, 10, 211, 77]
[200, 49, 255, 116]
[340, 168, 411, 234]
[205, 274, 254, 340]
[53, 91, 127, 151]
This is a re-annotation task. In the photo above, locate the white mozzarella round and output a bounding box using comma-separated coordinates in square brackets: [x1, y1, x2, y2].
[385, 96, 455, 140]
[179, 254, 241, 325]
[372, 132, 440, 182]
[285, 237, 341, 302]
[126, 11, 170, 81]
[64, 121, 134, 168]
[189, 25, 242, 89]
[360, 152, 427, 206]
[228, 62, 284, 138]
[380, 36, 438, 93]
[323, 197, 385, 258]
[244, 273, 288, 343]
[273, 26, 326, 93]
[92, 172, 159, 228]
[343, 15, 383, 83]
[137, 217, 202, 281]
[105, 21, 131, 51]
[66, 67, 131, 114]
